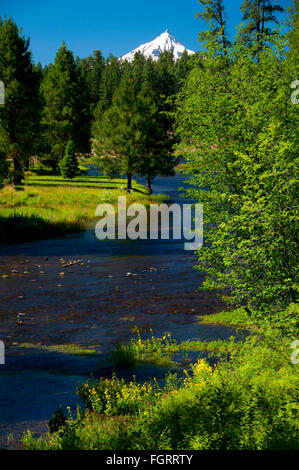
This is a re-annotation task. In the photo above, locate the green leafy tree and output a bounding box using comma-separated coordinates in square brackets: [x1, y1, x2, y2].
[41, 42, 89, 172]
[60, 140, 79, 179]
[176, 32, 298, 322]
[0, 17, 41, 184]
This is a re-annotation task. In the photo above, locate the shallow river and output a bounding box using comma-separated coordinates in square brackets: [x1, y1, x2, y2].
[0, 174, 240, 448]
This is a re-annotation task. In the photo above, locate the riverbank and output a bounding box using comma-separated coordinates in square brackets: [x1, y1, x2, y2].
[0, 173, 235, 449]
[0, 175, 165, 244]
[22, 320, 299, 450]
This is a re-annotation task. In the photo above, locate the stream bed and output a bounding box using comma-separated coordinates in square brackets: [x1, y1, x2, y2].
[0, 174, 242, 448]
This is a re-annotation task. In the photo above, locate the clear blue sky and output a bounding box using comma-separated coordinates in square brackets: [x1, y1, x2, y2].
[0, 0, 292, 65]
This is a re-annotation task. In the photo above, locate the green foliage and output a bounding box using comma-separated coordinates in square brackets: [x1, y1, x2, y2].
[48, 407, 66, 434]
[41, 42, 89, 172]
[288, 0, 299, 55]
[78, 374, 162, 416]
[60, 141, 79, 179]
[93, 68, 175, 191]
[76, 50, 105, 113]
[176, 31, 299, 323]
[110, 330, 178, 368]
[23, 331, 299, 450]
[0, 148, 8, 185]
[196, 0, 230, 62]
[239, 0, 284, 57]
[0, 16, 41, 184]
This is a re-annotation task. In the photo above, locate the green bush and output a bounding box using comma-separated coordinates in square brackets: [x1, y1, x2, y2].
[22, 330, 299, 450]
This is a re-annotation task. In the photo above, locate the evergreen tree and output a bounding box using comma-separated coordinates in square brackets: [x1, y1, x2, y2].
[93, 70, 174, 193]
[98, 55, 123, 113]
[60, 140, 78, 179]
[175, 50, 194, 86]
[77, 50, 105, 113]
[134, 84, 177, 193]
[288, 0, 299, 55]
[41, 42, 88, 173]
[196, 0, 230, 63]
[0, 17, 41, 184]
[240, 0, 284, 57]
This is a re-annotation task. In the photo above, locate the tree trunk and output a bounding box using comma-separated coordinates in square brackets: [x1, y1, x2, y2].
[146, 175, 153, 194]
[12, 157, 23, 185]
[127, 173, 132, 193]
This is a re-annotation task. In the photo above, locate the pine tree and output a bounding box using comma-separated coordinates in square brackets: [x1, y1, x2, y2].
[196, 0, 230, 64]
[288, 0, 299, 55]
[41, 42, 88, 173]
[98, 55, 123, 113]
[0, 17, 41, 184]
[93, 73, 141, 192]
[240, 0, 284, 57]
[60, 140, 78, 179]
[93, 69, 175, 193]
[77, 50, 105, 113]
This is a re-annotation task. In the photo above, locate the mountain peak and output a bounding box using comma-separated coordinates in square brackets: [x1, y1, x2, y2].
[120, 30, 195, 62]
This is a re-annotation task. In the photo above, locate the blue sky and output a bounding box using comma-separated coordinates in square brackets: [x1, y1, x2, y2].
[0, 0, 292, 65]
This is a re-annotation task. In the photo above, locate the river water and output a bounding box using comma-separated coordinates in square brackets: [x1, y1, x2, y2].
[0, 173, 239, 448]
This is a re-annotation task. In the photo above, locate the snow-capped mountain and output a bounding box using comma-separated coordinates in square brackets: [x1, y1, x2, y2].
[120, 30, 195, 62]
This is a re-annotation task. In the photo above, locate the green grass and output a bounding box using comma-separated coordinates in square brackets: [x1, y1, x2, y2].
[110, 330, 179, 368]
[0, 174, 166, 243]
[109, 329, 243, 370]
[198, 307, 257, 329]
[13, 342, 98, 356]
[22, 329, 299, 450]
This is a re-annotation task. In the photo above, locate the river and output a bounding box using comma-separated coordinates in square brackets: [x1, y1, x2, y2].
[0, 173, 239, 448]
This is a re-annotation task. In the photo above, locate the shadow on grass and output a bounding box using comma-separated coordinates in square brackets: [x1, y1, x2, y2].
[24, 181, 148, 194]
[0, 214, 86, 244]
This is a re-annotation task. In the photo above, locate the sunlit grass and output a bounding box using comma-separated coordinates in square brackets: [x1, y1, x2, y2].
[0, 175, 166, 243]
[13, 342, 98, 356]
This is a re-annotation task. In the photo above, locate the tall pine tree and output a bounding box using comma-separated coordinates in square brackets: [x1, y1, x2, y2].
[240, 0, 284, 58]
[0, 17, 41, 184]
[196, 0, 230, 64]
[41, 42, 89, 173]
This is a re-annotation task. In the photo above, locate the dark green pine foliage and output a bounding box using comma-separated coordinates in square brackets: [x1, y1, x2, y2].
[288, 0, 299, 55]
[240, 0, 284, 56]
[60, 140, 79, 179]
[41, 42, 89, 173]
[196, 0, 230, 63]
[98, 55, 123, 113]
[93, 73, 143, 192]
[77, 50, 105, 114]
[0, 17, 41, 184]
[93, 68, 174, 193]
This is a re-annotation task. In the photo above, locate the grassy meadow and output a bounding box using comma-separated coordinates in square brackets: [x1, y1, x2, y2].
[0, 171, 165, 243]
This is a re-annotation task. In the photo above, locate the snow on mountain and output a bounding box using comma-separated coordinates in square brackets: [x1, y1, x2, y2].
[120, 30, 195, 62]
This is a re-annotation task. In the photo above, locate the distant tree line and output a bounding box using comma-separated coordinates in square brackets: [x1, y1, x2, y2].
[0, 20, 193, 187]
